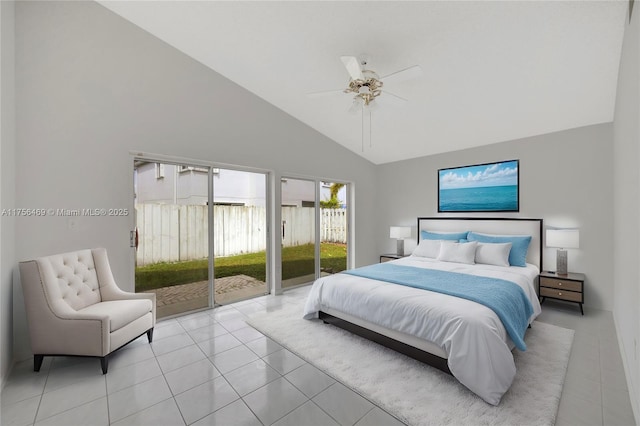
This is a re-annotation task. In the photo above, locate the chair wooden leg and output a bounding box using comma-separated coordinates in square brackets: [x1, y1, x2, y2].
[34, 355, 44, 372]
[146, 328, 154, 343]
[100, 356, 108, 374]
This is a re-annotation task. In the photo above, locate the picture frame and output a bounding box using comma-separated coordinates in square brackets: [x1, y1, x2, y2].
[438, 160, 519, 212]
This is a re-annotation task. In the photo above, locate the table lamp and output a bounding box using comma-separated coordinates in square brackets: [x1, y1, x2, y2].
[390, 226, 411, 256]
[546, 229, 579, 275]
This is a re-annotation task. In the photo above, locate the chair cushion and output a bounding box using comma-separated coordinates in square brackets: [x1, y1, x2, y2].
[78, 299, 153, 332]
[45, 250, 101, 311]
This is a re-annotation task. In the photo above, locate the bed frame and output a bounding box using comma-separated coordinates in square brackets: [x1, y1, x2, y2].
[320, 217, 543, 375]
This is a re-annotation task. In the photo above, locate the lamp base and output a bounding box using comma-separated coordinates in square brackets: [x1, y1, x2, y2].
[556, 249, 568, 275]
[396, 239, 405, 257]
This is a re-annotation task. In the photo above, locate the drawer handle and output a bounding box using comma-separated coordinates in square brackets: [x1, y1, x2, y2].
[558, 292, 562, 296]
[558, 282, 562, 286]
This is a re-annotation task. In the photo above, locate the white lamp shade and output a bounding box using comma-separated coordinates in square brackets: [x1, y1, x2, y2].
[390, 226, 411, 239]
[546, 229, 580, 249]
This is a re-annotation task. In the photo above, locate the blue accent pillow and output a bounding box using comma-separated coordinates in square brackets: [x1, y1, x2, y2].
[420, 230, 469, 241]
[466, 232, 531, 267]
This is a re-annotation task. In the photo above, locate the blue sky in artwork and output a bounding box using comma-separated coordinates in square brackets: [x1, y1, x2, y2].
[439, 161, 518, 190]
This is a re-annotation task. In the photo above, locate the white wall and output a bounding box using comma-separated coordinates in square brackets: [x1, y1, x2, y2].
[13, 1, 377, 361]
[0, 0, 16, 388]
[375, 123, 614, 310]
[613, 4, 640, 422]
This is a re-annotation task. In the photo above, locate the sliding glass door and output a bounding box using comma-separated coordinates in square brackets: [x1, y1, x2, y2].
[281, 178, 317, 288]
[134, 159, 346, 312]
[280, 177, 349, 288]
[319, 181, 348, 275]
[133, 161, 210, 319]
[213, 168, 269, 304]
[134, 159, 270, 317]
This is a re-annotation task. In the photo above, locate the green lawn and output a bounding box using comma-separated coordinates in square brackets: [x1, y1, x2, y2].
[135, 243, 346, 292]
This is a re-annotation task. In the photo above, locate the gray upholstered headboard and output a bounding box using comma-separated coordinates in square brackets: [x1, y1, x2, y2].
[417, 217, 543, 270]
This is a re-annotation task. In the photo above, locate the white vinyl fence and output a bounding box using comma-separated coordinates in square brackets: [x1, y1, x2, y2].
[136, 204, 346, 266]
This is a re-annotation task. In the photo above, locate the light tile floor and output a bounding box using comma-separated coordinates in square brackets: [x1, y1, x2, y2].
[537, 300, 637, 426]
[1, 286, 636, 426]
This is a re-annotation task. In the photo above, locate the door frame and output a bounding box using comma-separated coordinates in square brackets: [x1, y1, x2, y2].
[131, 151, 273, 311]
[210, 167, 271, 306]
[278, 173, 353, 293]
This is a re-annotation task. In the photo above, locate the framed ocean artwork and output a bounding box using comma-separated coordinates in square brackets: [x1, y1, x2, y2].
[438, 160, 519, 212]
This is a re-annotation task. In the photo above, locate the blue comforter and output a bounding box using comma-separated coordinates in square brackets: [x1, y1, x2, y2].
[343, 263, 534, 350]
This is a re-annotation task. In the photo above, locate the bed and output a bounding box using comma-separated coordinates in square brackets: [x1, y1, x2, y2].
[303, 217, 543, 405]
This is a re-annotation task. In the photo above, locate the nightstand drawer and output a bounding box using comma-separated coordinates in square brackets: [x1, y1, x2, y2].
[539, 277, 582, 292]
[540, 287, 582, 302]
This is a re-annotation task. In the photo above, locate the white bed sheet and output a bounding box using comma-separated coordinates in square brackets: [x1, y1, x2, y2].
[302, 256, 542, 405]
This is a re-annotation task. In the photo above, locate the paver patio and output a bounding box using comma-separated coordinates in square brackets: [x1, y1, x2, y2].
[148, 274, 267, 318]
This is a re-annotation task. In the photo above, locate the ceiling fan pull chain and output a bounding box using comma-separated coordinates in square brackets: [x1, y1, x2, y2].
[361, 106, 365, 152]
[369, 109, 372, 148]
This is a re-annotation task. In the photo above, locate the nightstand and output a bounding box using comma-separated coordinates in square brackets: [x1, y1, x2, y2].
[539, 271, 585, 315]
[379, 254, 407, 263]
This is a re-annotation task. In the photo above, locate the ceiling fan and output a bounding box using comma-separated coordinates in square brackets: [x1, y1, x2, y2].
[309, 56, 422, 149]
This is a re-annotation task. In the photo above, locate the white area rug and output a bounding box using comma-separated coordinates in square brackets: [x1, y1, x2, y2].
[247, 305, 573, 426]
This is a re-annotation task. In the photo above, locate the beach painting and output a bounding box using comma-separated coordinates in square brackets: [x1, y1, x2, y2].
[438, 160, 519, 212]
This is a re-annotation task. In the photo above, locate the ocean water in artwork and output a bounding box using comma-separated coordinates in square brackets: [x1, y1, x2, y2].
[439, 185, 518, 211]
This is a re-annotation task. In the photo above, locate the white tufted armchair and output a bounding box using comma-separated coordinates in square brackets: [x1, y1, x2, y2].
[19, 248, 155, 374]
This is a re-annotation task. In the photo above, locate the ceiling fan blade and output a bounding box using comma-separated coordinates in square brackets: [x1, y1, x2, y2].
[377, 91, 407, 108]
[340, 56, 364, 81]
[307, 89, 345, 98]
[381, 65, 422, 84]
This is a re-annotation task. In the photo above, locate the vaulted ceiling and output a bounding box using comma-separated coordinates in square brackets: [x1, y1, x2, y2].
[99, 1, 628, 164]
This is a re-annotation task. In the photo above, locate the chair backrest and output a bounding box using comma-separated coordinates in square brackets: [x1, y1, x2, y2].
[37, 249, 102, 311]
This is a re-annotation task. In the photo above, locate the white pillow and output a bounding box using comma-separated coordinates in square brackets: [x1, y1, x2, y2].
[412, 239, 442, 258]
[437, 241, 478, 264]
[475, 242, 512, 267]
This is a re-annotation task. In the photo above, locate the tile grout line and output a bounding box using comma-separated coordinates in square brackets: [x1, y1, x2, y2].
[105, 374, 111, 426]
[245, 325, 403, 425]
[159, 365, 187, 426]
[30, 364, 49, 426]
[33, 379, 106, 425]
[278, 371, 342, 426]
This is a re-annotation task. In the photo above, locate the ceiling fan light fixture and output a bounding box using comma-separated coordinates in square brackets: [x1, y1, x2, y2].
[366, 99, 379, 111]
[309, 55, 420, 151]
[348, 98, 362, 114]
